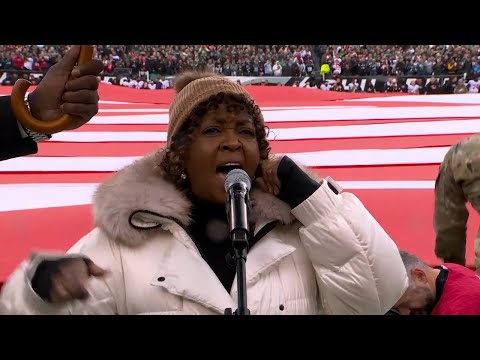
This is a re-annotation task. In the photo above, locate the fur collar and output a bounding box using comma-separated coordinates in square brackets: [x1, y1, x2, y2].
[93, 149, 320, 248]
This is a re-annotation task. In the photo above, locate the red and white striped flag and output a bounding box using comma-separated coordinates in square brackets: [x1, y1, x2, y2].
[1, 84, 479, 281]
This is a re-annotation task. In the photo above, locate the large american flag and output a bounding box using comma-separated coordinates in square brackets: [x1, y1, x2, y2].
[1, 84, 479, 281]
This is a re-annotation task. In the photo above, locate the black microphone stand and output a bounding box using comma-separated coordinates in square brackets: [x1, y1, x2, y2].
[224, 230, 250, 315]
[224, 185, 251, 316]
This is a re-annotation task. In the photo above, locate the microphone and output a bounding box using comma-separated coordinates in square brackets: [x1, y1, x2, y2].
[224, 169, 251, 250]
[224, 168, 252, 315]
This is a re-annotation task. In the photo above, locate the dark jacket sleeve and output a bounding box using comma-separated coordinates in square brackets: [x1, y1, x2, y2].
[276, 156, 321, 209]
[0, 95, 38, 161]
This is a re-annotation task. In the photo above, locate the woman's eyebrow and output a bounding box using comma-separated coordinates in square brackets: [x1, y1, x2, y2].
[204, 118, 254, 126]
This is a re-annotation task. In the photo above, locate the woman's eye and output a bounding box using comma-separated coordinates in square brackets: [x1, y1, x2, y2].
[240, 129, 255, 136]
[203, 127, 221, 135]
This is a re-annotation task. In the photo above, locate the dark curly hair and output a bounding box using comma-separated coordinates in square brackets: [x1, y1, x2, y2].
[159, 92, 270, 188]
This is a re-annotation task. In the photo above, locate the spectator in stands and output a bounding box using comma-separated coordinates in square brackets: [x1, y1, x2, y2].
[446, 58, 456, 75]
[264, 60, 273, 76]
[305, 59, 314, 77]
[467, 74, 480, 93]
[474, 60, 480, 76]
[104, 60, 115, 75]
[23, 56, 34, 71]
[297, 58, 306, 76]
[98, 76, 112, 85]
[384, 77, 399, 92]
[397, 79, 408, 93]
[393, 250, 480, 315]
[272, 61, 282, 76]
[291, 58, 300, 77]
[12, 52, 24, 70]
[136, 78, 145, 89]
[333, 79, 344, 92]
[160, 76, 170, 89]
[1, 72, 17, 86]
[347, 79, 360, 92]
[417, 79, 426, 94]
[222, 59, 232, 76]
[424, 77, 442, 94]
[454, 78, 468, 93]
[442, 77, 456, 94]
[206, 58, 215, 72]
[364, 79, 375, 93]
[4, 44, 480, 93]
[129, 77, 138, 88]
[319, 80, 332, 91]
[120, 77, 130, 86]
[332, 59, 342, 77]
[231, 60, 239, 76]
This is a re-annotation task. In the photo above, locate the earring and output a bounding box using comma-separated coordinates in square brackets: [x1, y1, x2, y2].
[180, 172, 187, 180]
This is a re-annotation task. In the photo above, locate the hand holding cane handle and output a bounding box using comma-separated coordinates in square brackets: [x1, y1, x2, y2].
[10, 45, 94, 134]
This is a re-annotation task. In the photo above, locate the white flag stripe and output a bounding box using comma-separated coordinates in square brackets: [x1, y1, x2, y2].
[0, 94, 372, 110]
[98, 100, 150, 105]
[3, 92, 479, 105]
[53, 132, 168, 142]
[211, 105, 480, 122]
[289, 147, 449, 166]
[252, 106, 371, 110]
[88, 105, 480, 125]
[349, 93, 480, 104]
[99, 108, 169, 113]
[0, 147, 451, 172]
[52, 119, 480, 143]
[269, 118, 479, 140]
[0, 94, 155, 106]
[97, 105, 367, 113]
[0, 183, 99, 212]
[2, 98, 150, 105]
[0, 156, 141, 172]
[0, 181, 436, 212]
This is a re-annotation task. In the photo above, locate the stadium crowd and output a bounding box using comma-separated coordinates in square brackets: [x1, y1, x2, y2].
[0, 45, 479, 93]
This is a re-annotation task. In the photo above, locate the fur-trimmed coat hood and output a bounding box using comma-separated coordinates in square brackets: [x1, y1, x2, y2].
[93, 150, 314, 248]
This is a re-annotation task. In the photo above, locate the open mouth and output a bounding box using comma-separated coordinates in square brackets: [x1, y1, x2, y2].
[216, 163, 243, 175]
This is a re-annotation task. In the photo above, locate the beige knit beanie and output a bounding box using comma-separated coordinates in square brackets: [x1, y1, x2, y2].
[167, 71, 261, 147]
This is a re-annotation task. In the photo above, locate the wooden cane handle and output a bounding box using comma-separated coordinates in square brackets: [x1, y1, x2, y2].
[10, 45, 94, 134]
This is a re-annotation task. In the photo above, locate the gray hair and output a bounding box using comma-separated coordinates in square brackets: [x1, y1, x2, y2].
[399, 250, 427, 269]
[399, 250, 427, 284]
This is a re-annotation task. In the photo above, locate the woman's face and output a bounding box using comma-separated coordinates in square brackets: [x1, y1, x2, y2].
[183, 101, 261, 204]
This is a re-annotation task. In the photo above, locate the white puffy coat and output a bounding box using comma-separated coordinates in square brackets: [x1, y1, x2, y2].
[0, 152, 408, 315]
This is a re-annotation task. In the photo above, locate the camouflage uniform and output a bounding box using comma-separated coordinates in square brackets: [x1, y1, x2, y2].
[434, 134, 480, 271]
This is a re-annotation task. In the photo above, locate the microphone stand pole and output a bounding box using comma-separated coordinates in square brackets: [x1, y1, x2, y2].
[224, 230, 250, 315]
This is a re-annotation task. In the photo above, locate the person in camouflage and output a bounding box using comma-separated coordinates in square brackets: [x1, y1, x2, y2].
[434, 134, 480, 271]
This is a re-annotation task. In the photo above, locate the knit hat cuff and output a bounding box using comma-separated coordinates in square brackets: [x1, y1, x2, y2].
[167, 77, 257, 147]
